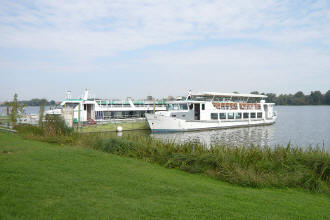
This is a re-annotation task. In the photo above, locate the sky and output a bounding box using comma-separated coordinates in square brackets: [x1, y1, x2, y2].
[1, 0, 330, 101]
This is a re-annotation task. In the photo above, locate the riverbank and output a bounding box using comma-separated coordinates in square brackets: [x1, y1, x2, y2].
[1, 132, 329, 219]
[13, 123, 330, 194]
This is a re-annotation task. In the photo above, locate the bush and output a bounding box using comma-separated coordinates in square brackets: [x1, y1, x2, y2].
[43, 115, 73, 136]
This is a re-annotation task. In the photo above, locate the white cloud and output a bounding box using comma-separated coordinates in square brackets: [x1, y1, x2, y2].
[1, 0, 329, 57]
[0, 0, 330, 100]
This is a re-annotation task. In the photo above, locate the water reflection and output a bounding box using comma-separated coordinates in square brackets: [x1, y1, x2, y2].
[151, 125, 276, 147]
[150, 106, 330, 149]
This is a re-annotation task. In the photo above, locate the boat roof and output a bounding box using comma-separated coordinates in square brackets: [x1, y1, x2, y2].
[191, 92, 267, 99]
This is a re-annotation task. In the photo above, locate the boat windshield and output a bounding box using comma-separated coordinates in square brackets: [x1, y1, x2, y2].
[64, 103, 79, 108]
[167, 103, 188, 110]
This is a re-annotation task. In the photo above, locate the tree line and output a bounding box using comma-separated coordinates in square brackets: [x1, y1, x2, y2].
[2, 90, 330, 106]
[251, 90, 330, 105]
[1, 98, 56, 107]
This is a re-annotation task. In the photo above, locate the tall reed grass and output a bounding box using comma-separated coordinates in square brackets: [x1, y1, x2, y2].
[14, 122, 330, 194]
[94, 135, 329, 193]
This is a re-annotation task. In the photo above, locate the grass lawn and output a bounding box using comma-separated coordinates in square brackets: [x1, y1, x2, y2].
[80, 120, 149, 133]
[0, 132, 329, 219]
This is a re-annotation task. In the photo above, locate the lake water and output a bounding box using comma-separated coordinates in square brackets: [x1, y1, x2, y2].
[0, 106, 51, 116]
[151, 106, 330, 149]
[1, 105, 329, 149]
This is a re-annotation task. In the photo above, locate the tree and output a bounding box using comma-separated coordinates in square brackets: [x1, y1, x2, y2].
[266, 93, 277, 103]
[294, 91, 304, 98]
[39, 99, 46, 127]
[310, 91, 323, 105]
[8, 93, 25, 127]
[325, 90, 330, 105]
[293, 91, 306, 105]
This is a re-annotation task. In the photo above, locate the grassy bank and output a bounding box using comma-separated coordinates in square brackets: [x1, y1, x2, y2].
[15, 124, 330, 194]
[94, 135, 330, 194]
[1, 132, 329, 219]
[80, 120, 149, 133]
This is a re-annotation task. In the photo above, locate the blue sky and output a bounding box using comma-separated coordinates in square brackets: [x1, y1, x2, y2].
[1, 0, 330, 101]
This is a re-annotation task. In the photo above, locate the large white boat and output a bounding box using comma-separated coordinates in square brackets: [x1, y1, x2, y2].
[145, 92, 277, 132]
[46, 90, 167, 124]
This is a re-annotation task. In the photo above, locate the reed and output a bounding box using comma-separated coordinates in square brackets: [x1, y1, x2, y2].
[93, 135, 330, 193]
[14, 123, 330, 194]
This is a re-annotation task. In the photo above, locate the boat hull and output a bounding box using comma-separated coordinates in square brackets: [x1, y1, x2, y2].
[146, 114, 276, 132]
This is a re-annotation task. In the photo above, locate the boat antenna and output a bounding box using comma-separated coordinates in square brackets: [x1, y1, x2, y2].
[65, 90, 72, 100]
[186, 90, 192, 101]
[83, 89, 89, 100]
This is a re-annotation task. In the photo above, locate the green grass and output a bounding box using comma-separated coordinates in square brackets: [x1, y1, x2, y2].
[13, 123, 330, 193]
[94, 136, 330, 193]
[0, 132, 330, 219]
[80, 120, 149, 133]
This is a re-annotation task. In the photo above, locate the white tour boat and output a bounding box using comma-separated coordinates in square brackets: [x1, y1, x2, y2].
[46, 90, 167, 124]
[145, 91, 277, 132]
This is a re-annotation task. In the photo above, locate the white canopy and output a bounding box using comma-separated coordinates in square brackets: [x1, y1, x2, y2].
[191, 91, 267, 99]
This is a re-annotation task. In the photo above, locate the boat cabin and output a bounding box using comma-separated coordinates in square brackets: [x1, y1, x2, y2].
[162, 92, 276, 122]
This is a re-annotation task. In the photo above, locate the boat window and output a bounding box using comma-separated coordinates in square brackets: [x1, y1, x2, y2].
[257, 112, 262, 118]
[250, 112, 256, 118]
[171, 114, 176, 117]
[180, 104, 188, 110]
[211, 113, 218, 120]
[173, 104, 180, 110]
[243, 113, 249, 119]
[202, 104, 205, 110]
[228, 113, 234, 119]
[168, 104, 180, 110]
[219, 113, 226, 119]
[235, 112, 242, 119]
[189, 104, 193, 110]
[65, 103, 79, 108]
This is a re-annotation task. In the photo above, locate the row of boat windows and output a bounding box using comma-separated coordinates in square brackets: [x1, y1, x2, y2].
[94, 111, 153, 119]
[99, 104, 165, 107]
[211, 112, 263, 120]
[168, 104, 188, 110]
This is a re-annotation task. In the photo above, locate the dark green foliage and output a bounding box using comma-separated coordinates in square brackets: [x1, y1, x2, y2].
[324, 90, 330, 105]
[0, 98, 56, 107]
[251, 90, 330, 105]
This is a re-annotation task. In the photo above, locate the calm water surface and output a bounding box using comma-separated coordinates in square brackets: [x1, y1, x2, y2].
[0, 106, 51, 115]
[1, 106, 329, 149]
[151, 106, 330, 149]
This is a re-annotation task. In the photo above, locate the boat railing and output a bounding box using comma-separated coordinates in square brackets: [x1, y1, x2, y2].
[212, 102, 238, 110]
[212, 102, 261, 110]
[97, 104, 166, 109]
